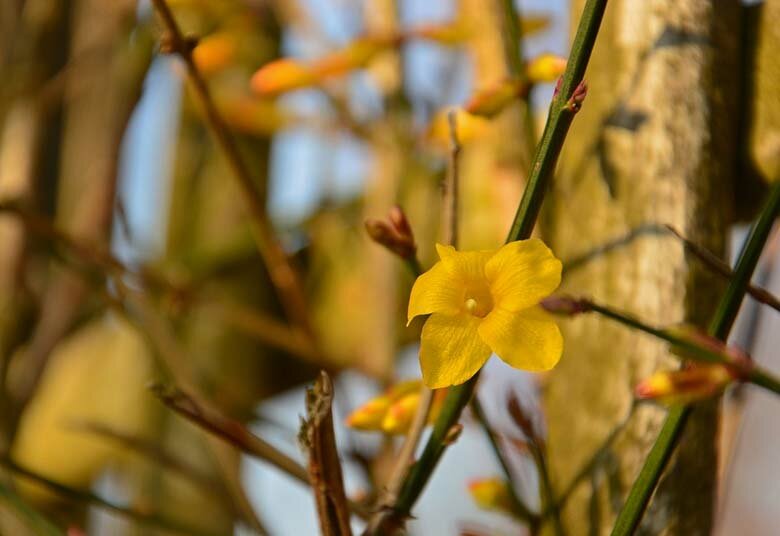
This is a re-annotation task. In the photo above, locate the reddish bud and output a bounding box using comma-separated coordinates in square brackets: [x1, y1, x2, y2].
[635, 364, 736, 405]
[565, 81, 588, 113]
[365, 206, 417, 259]
[540, 295, 591, 316]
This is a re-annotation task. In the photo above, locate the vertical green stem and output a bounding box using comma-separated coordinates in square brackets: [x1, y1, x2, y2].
[611, 181, 780, 535]
[498, 0, 537, 165]
[363, 3, 609, 533]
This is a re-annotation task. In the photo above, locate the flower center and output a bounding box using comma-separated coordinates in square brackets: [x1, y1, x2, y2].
[463, 289, 493, 318]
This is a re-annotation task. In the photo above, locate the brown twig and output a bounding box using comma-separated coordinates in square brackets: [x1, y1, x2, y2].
[150, 383, 311, 486]
[301, 372, 353, 536]
[150, 0, 312, 336]
[70, 420, 222, 499]
[1, 457, 224, 536]
[0, 204, 330, 366]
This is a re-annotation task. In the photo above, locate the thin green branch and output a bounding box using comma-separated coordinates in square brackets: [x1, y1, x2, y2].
[363, 2, 609, 533]
[561, 222, 780, 314]
[498, 0, 537, 166]
[470, 396, 539, 525]
[0, 482, 63, 536]
[545, 296, 780, 396]
[610, 181, 780, 535]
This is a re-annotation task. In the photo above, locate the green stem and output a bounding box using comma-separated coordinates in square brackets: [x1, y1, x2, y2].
[498, 0, 537, 166]
[530, 440, 566, 536]
[611, 181, 780, 535]
[364, 2, 609, 533]
[470, 396, 539, 525]
[0, 483, 63, 536]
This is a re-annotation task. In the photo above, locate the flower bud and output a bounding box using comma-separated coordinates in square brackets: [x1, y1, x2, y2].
[250, 58, 318, 97]
[464, 79, 528, 118]
[540, 295, 591, 316]
[526, 53, 567, 83]
[312, 35, 396, 78]
[468, 478, 514, 515]
[365, 205, 417, 259]
[346, 380, 446, 435]
[427, 108, 489, 148]
[666, 325, 752, 375]
[635, 364, 735, 405]
[192, 32, 237, 76]
[408, 21, 471, 45]
[381, 392, 420, 434]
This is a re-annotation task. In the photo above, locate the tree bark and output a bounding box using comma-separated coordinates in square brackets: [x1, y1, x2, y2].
[542, 1, 739, 534]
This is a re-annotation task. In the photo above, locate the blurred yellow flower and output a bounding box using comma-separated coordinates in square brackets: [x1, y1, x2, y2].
[408, 239, 563, 388]
[468, 477, 514, 515]
[251, 58, 318, 97]
[526, 53, 567, 83]
[345, 380, 446, 435]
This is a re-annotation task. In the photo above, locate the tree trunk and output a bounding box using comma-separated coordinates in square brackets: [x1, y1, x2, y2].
[541, 1, 740, 534]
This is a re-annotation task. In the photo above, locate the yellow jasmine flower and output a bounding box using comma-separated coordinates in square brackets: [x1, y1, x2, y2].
[408, 239, 563, 388]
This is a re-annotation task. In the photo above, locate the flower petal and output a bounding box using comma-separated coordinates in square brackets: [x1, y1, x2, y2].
[408, 246, 495, 324]
[484, 239, 562, 311]
[419, 313, 492, 388]
[478, 307, 562, 372]
[408, 261, 462, 323]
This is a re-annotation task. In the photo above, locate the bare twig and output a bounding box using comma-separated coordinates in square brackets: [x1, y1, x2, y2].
[1, 457, 224, 536]
[301, 372, 353, 536]
[562, 222, 780, 314]
[70, 420, 222, 498]
[0, 204, 330, 365]
[150, 383, 311, 486]
[150, 0, 312, 336]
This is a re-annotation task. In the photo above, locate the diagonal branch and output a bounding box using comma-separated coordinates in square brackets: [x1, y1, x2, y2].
[150, 0, 312, 336]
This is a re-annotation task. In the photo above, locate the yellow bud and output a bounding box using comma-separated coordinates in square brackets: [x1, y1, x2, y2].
[464, 79, 527, 117]
[526, 53, 567, 83]
[520, 15, 552, 36]
[382, 392, 420, 435]
[216, 94, 291, 136]
[409, 21, 472, 45]
[250, 58, 318, 97]
[346, 380, 446, 435]
[635, 365, 734, 405]
[312, 36, 395, 79]
[468, 478, 514, 514]
[192, 32, 237, 76]
[345, 380, 420, 432]
[426, 108, 489, 149]
[345, 395, 392, 431]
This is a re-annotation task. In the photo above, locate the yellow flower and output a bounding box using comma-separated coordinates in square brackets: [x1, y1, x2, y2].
[408, 239, 563, 388]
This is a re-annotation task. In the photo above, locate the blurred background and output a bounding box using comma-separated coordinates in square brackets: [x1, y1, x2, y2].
[0, 0, 778, 534]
